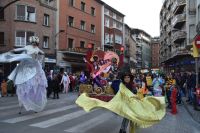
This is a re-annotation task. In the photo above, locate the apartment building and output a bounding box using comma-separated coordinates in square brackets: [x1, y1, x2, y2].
[0, 0, 57, 76]
[124, 24, 137, 73]
[102, 2, 125, 54]
[160, 0, 196, 72]
[57, 0, 102, 72]
[151, 37, 160, 69]
[131, 29, 152, 71]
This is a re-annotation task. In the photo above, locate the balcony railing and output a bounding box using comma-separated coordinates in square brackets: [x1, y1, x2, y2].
[171, 0, 186, 13]
[166, 12, 171, 20]
[166, 0, 171, 9]
[40, 0, 57, 9]
[171, 13, 186, 27]
[166, 25, 171, 33]
[65, 47, 88, 55]
[172, 31, 186, 43]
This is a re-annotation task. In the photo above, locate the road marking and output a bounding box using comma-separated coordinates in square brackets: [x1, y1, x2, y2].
[0, 97, 69, 111]
[64, 113, 113, 133]
[2, 104, 77, 123]
[0, 105, 19, 111]
[30, 110, 88, 128]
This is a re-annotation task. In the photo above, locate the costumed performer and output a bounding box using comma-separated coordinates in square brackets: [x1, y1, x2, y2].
[0, 36, 47, 113]
[76, 72, 166, 133]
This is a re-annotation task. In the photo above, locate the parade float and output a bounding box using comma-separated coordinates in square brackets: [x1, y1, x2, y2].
[79, 47, 121, 102]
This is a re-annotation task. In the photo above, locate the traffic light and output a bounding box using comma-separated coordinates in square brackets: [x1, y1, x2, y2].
[191, 41, 199, 58]
[120, 47, 124, 54]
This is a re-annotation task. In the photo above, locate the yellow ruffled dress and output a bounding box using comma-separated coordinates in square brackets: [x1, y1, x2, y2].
[76, 83, 166, 133]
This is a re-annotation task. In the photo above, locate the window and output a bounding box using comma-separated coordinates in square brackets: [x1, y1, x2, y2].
[0, 7, 4, 20]
[69, 0, 74, 6]
[0, 32, 4, 45]
[189, 24, 195, 42]
[68, 38, 73, 48]
[105, 33, 109, 44]
[80, 41, 85, 48]
[68, 16, 74, 27]
[115, 34, 122, 44]
[91, 24, 95, 33]
[15, 31, 34, 46]
[43, 36, 49, 48]
[80, 20, 85, 30]
[116, 22, 122, 31]
[26, 31, 34, 44]
[113, 21, 116, 28]
[81, 2, 85, 11]
[105, 17, 109, 27]
[43, 14, 49, 26]
[16, 5, 36, 22]
[91, 7, 95, 16]
[198, 6, 200, 21]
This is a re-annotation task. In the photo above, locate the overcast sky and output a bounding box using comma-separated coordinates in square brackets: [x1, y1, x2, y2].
[102, 0, 163, 37]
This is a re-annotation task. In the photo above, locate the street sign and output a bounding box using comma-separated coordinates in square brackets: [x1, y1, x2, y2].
[195, 35, 200, 48]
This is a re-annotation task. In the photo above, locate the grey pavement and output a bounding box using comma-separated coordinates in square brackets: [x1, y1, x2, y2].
[182, 98, 200, 123]
[0, 93, 199, 133]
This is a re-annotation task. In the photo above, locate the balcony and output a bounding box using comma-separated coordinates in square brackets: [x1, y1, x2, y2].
[171, 0, 186, 14]
[166, 12, 171, 21]
[171, 13, 186, 29]
[166, 0, 171, 9]
[64, 47, 88, 55]
[39, 0, 57, 9]
[172, 31, 186, 43]
[163, 20, 167, 27]
[166, 25, 171, 34]
[136, 50, 142, 55]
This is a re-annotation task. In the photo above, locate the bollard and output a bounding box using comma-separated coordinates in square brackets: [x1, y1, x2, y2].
[171, 87, 177, 115]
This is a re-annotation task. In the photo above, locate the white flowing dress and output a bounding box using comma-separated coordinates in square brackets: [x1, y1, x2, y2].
[0, 45, 47, 112]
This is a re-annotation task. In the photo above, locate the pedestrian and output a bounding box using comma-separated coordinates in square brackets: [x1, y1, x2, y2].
[1, 79, 7, 97]
[53, 75, 60, 99]
[7, 79, 15, 96]
[60, 72, 70, 94]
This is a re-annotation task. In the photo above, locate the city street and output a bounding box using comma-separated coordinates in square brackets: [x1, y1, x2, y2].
[0, 93, 200, 133]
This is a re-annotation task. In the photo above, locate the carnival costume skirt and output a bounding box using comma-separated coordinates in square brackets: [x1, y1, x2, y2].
[76, 83, 166, 133]
[9, 59, 47, 112]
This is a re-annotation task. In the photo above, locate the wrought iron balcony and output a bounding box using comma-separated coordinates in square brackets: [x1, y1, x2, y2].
[166, 12, 171, 21]
[65, 47, 88, 55]
[39, 0, 57, 9]
[166, 25, 171, 33]
[172, 31, 186, 43]
[171, 13, 186, 28]
[166, 0, 171, 9]
[171, 0, 186, 14]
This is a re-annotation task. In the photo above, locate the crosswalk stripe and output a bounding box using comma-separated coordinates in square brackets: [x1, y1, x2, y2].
[64, 113, 114, 133]
[0, 97, 69, 111]
[2, 104, 77, 123]
[0, 105, 19, 111]
[30, 110, 87, 128]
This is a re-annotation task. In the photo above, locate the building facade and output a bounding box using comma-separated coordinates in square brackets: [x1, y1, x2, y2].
[124, 24, 137, 73]
[160, 0, 196, 72]
[102, 2, 125, 54]
[57, 0, 102, 73]
[0, 0, 57, 76]
[151, 37, 160, 69]
[131, 29, 152, 71]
